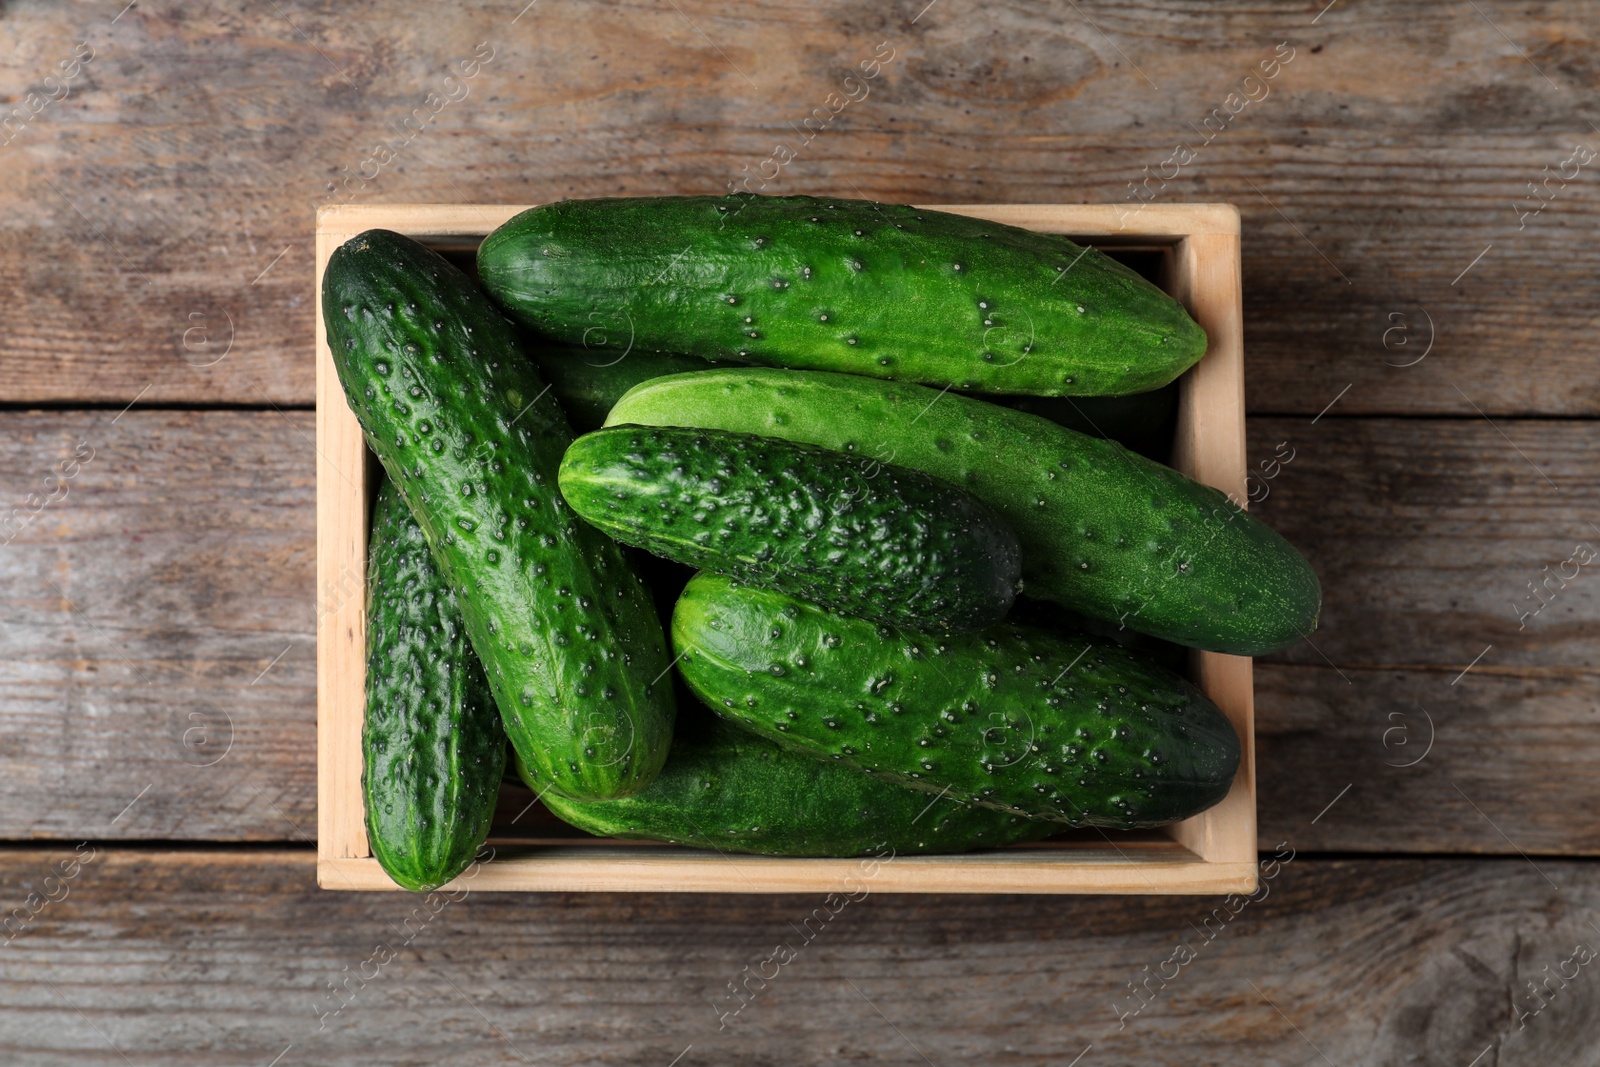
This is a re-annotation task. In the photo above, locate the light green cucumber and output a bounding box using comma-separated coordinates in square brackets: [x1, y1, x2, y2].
[608, 369, 1321, 656]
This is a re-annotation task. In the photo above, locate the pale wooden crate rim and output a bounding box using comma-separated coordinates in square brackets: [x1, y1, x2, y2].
[316, 201, 1242, 238]
[321, 851, 1261, 896]
[315, 201, 1255, 894]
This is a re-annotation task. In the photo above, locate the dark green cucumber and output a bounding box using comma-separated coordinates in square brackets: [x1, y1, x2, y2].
[557, 425, 1021, 633]
[535, 712, 1058, 857]
[672, 574, 1241, 828]
[477, 195, 1207, 396]
[363, 477, 505, 891]
[324, 229, 675, 801]
[609, 369, 1320, 656]
[525, 345, 732, 432]
[1004, 383, 1178, 461]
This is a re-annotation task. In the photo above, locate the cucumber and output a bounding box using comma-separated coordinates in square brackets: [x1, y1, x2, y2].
[324, 229, 675, 801]
[608, 369, 1320, 656]
[477, 195, 1207, 397]
[535, 711, 1059, 857]
[672, 574, 1241, 828]
[1004, 383, 1177, 461]
[363, 477, 505, 891]
[557, 425, 1021, 633]
[525, 345, 729, 432]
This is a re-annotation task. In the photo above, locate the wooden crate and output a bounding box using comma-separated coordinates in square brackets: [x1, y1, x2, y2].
[315, 202, 1256, 894]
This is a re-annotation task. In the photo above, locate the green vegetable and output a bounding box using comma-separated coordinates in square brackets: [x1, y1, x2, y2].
[535, 711, 1059, 857]
[1004, 384, 1177, 460]
[363, 477, 504, 891]
[524, 345, 731, 432]
[672, 574, 1241, 828]
[324, 229, 675, 801]
[477, 194, 1207, 397]
[608, 369, 1320, 656]
[558, 425, 1021, 633]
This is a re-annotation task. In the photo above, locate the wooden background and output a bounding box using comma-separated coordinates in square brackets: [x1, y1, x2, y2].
[2, 0, 1596, 1062]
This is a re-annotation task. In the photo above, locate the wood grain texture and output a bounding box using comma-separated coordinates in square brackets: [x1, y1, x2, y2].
[1, 848, 1597, 1065]
[1165, 224, 1255, 867]
[314, 211, 372, 864]
[1249, 416, 1599, 674]
[1, 410, 1593, 856]
[1255, 663, 1600, 855]
[3, 1, 1594, 1054]
[0, 410, 317, 840]
[322, 844, 1259, 896]
[1, 0, 1596, 413]
[1244, 413, 1599, 854]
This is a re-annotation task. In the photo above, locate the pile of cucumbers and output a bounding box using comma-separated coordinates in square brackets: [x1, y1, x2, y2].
[325, 195, 1319, 890]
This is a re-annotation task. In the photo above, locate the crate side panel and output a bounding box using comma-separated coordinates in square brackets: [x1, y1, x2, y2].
[315, 221, 374, 862]
[1166, 230, 1257, 869]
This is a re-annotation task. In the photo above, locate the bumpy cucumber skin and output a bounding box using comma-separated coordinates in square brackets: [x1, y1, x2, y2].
[558, 425, 1021, 633]
[524, 345, 729, 432]
[672, 574, 1241, 828]
[477, 195, 1207, 397]
[608, 369, 1321, 656]
[363, 478, 505, 891]
[535, 713, 1059, 857]
[324, 229, 675, 801]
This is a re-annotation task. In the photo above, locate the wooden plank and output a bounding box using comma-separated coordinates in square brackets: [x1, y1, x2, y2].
[1245, 414, 1598, 854]
[1, 849, 1597, 1064]
[318, 200, 1243, 240]
[323, 846, 1258, 897]
[1, 0, 1595, 413]
[1256, 663, 1600, 855]
[314, 212, 372, 864]
[0, 410, 317, 841]
[2, 410, 1594, 851]
[1165, 227, 1255, 867]
[1249, 416, 1599, 674]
